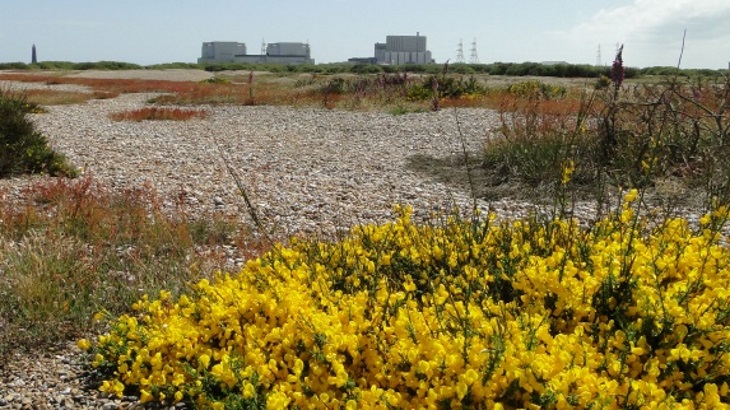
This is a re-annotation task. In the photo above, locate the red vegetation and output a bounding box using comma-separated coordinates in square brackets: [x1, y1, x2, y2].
[109, 107, 209, 122]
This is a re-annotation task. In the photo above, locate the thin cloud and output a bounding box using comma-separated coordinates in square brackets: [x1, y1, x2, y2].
[553, 0, 730, 68]
[577, 0, 728, 36]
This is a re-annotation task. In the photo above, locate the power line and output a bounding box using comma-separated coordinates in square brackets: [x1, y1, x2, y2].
[469, 38, 479, 64]
[456, 39, 465, 63]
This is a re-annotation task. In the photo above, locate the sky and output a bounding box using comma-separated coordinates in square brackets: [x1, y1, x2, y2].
[2, 0, 729, 69]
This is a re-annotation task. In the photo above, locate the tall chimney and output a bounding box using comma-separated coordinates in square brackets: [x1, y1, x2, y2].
[31, 44, 37, 64]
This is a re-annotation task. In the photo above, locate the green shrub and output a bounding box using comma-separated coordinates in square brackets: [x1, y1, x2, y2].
[73, 61, 142, 70]
[0, 89, 77, 177]
[349, 64, 382, 75]
[201, 77, 232, 84]
[82, 202, 730, 408]
[483, 72, 730, 202]
[407, 75, 486, 101]
[145, 62, 205, 70]
[0, 62, 29, 70]
[506, 80, 567, 99]
[321, 77, 347, 94]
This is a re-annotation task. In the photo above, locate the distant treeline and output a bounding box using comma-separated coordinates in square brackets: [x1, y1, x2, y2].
[0, 61, 147, 71]
[0, 60, 726, 78]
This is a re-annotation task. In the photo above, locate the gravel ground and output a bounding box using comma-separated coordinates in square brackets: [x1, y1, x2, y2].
[0, 85, 547, 237]
[0, 74, 709, 408]
[66, 69, 215, 82]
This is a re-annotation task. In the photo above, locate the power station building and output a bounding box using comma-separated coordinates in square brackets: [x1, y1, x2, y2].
[199, 42, 247, 63]
[198, 41, 314, 64]
[375, 34, 433, 65]
[349, 33, 434, 65]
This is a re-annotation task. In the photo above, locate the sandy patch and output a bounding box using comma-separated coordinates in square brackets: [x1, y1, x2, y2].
[66, 69, 214, 82]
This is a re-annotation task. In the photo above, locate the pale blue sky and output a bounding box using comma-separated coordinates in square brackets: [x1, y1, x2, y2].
[2, 0, 729, 69]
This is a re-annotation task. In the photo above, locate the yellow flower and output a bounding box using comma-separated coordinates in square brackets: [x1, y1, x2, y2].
[266, 391, 291, 409]
[100, 380, 125, 398]
[112, 381, 125, 398]
[293, 358, 304, 376]
[463, 368, 479, 385]
[77, 339, 91, 351]
[700, 213, 712, 226]
[243, 383, 256, 399]
[85, 206, 730, 409]
[139, 389, 153, 403]
[92, 353, 104, 367]
[624, 188, 638, 203]
[561, 160, 575, 185]
[455, 381, 469, 400]
[198, 354, 211, 369]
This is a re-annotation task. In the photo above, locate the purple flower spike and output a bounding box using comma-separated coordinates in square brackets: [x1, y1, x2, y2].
[691, 86, 701, 100]
[611, 45, 625, 91]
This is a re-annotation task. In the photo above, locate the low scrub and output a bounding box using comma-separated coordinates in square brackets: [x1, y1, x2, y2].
[82, 199, 730, 408]
[483, 55, 730, 203]
[406, 75, 487, 101]
[0, 176, 269, 355]
[109, 107, 209, 122]
[0, 88, 77, 177]
[6, 88, 109, 106]
[2, 60, 725, 79]
[0, 70, 577, 113]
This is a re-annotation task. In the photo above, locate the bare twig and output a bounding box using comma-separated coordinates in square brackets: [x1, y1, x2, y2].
[675, 29, 687, 74]
[212, 137, 276, 248]
[454, 108, 479, 214]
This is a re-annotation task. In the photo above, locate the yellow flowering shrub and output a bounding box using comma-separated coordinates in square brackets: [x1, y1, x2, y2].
[81, 198, 730, 409]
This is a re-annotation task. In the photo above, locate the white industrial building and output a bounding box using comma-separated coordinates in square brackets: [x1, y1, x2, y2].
[199, 42, 247, 63]
[198, 41, 314, 64]
[374, 33, 433, 65]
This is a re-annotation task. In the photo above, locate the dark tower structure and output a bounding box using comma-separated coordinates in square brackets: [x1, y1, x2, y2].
[31, 44, 37, 64]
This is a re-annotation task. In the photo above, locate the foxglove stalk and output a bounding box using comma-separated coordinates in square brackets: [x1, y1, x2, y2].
[611, 45, 624, 96]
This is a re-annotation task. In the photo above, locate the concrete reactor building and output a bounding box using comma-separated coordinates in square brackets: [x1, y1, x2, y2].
[198, 42, 246, 63]
[349, 33, 434, 65]
[375, 33, 433, 64]
[198, 41, 314, 64]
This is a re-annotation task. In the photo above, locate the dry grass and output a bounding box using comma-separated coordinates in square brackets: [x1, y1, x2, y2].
[0, 71, 592, 114]
[109, 106, 209, 122]
[6, 88, 112, 106]
[0, 176, 273, 355]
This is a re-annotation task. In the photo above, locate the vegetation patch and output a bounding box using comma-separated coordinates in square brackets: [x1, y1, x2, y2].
[81, 201, 730, 408]
[480, 64, 730, 205]
[0, 88, 77, 177]
[5, 88, 106, 106]
[0, 176, 270, 355]
[109, 107, 209, 122]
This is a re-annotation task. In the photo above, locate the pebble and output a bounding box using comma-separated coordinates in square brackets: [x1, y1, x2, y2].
[0, 342, 104, 409]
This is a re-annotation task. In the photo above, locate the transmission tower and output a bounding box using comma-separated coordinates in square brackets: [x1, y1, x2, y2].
[456, 39, 465, 63]
[261, 39, 266, 55]
[469, 38, 480, 64]
[596, 44, 602, 66]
